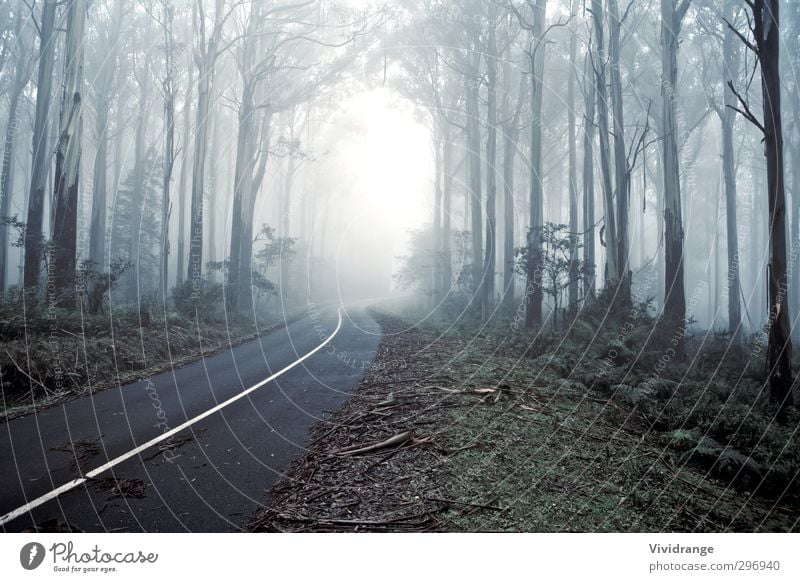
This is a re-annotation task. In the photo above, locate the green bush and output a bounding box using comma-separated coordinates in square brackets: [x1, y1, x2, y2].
[172, 279, 224, 320]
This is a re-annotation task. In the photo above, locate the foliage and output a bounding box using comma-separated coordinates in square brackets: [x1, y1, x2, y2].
[172, 278, 224, 320]
[254, 224, 296, 269]
[76, 258, 131, 314]
[393, 226, 436, 293]
[108, 149, 163, 297]
[515, 222, 587, 328]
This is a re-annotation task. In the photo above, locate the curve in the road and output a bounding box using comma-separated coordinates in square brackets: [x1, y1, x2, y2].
[0, 308, 344, 527]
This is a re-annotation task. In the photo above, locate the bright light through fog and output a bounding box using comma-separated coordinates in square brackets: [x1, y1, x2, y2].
[314, 88, 433, 297]
[351, 89, 431, 232]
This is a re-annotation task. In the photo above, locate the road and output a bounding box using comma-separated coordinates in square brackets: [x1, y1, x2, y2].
[0, 304, 381, 532]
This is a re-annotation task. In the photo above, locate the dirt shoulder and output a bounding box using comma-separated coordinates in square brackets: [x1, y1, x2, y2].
[249, 312, 797, 532]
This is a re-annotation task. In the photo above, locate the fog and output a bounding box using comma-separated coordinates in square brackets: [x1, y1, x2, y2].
[0, 0, 798, 343]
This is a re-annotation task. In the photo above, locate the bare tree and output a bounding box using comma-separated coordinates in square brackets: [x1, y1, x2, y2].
[188, 0, 226, 288]
[50, 0, 88, 308]
[88, 0, 125, 271]
[176, 48, 193, 288]
[590, 0, 618, 293]
[567, 0, 579, 308]
[608, 0, 630, 302]
[159, 0, 177, 301]
[0, 7, 33, 291]
[482, 1, 499, 317]
[660, 0, 692, 331]
[23, 0, 57, 290]
[510, 0, 548, 328]
[728, 0, 793, 415]
[582, 46, 597, 302]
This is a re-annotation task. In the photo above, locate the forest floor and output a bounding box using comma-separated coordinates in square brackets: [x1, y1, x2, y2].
[249, 306, 799, 532]
[0, 303, 304, 420]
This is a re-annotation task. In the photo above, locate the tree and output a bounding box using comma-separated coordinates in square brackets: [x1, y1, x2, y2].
[23, 0, 57, 290]
[511, 0, 548, 328]
[708, 0, 743, 341]
[728, 0, 793, 415]
[582, 47, 597, 302]
[590, 0, 618, 294]
[566, 0, 579, 310]
[660, 0, 692, 332]
[0, 7, 33, 291]
[88, 0, 125, 271]
[188, 0, 226, 289]
[176, 48, 193, 288]
[516, 223, 585, 331]
[50, 0, 88, 308]
[608, 0, 630, 303]
[482, 1, 499, 317]
[158, 0, 177, 302]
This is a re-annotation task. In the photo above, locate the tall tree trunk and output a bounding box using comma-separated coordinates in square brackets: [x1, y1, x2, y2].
[176, 52, 193, 288]
[567, 0, 579, 309]
[89, 103, 108, 270]
[207, 107, 220, 281]
[660, 0, 689, 330]
[608, 0, 630, 303]
[753, 0, 793, 414]
[721, 0, 742, 340]
[0, 17, 28, 292]
[442, 128, 453, 298]
[160, 0, 176, 302]
[238, 113, 271, 313]
[88, 0, 122, 272]
[482, 5, 498, 318]
[50, 0, 87, 308]
[786, 0, 800, 341]
[465, 49, 483, 303]
[281, 111, 297, 301]
[592, 0, 618, 291]
[229, 82, 256, 312]
[524, 0, 546, 328]
[582, 50, 597, 302]
[187, 0, 223, 291]
[23, 0, 57, 290]
[127, 55, 151, 302]
[501, 127, 520, 309]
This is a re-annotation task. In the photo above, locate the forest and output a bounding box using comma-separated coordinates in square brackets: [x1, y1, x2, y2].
[0, 0, 798, 533]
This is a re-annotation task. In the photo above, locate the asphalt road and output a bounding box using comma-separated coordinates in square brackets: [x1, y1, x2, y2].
[0, 304, 381, 532]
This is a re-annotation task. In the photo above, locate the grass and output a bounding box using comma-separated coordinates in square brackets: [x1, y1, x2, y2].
[377, 299, 799, 531]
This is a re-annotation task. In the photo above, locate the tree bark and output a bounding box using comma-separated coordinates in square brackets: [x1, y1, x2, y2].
[160, 0, 176, 301]
[608, 0, 630, 303]
[721, 0, 741, 340]
[567, 0, 579, 309]
[176, 51, 193, 288]
[582, 50, 596, 303]
[524, 0, 546, 328]
[50, 0, 87, 309]
[88, 0, 123, 272]
[126, 53, 151, 302]
[752, 0, 793, 414]
[592, 0, 618, 291]
[188, 0, 223, 291]
[0, 10, 30, 292]
[23, 0, 57, 291]
[442, 128, 453, 298]
[660, 0, 688, 330]
[482, 4, 498, 318]
[465, 49, 483, 303]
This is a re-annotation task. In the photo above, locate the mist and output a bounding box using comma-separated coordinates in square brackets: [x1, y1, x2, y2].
[1, 0, 799, 538]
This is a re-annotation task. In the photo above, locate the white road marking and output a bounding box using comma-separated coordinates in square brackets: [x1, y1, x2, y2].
[0, 308, 343, 527]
